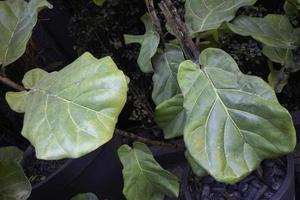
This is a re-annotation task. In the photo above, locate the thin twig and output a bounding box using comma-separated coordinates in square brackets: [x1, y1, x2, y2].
[0, 76, 25, 91]
[115, 128, 185, 149]
[159, 0, 199, 62]
[145, 0, 165, 46]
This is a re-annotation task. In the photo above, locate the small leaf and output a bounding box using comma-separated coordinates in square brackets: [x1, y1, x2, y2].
[185, 0, 257, 34]
[0, 147, 31, 200]
[93, 0, 106, 7]
[152, 44, 185, 105]
[178, 48, 296, 183]
[268, 63, 289, 93]
[0, 0, 52, 67]
[124, 14, 160, 73]
[118, 142, 179, 200]
[5, 91, 28, 113]
[71, 193, 98, 200]
[227, 15, 298, 49]
[185, 151, 207, 177]
[154, 94, 185, 139]
[7, 52, 128, 160]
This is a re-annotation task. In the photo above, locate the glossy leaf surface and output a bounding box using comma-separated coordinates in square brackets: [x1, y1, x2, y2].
[185, 0, 256, 34]
[7, 53, 128, 160]
[118, 142, 179, 200]
[178, 48, 296, 183]
[0, 0, 52, 67]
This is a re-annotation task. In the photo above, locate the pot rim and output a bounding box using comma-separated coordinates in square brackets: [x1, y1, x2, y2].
[30, 147, 103, 190]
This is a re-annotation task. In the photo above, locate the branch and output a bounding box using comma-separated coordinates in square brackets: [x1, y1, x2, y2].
[0, 76, 25, 91]
[145, 0, 165, 45]
[159, 0, 199, 62]
[115, 128, 185, 149]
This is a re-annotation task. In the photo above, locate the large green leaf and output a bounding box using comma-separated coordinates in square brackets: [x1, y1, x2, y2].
[0, 0, 52, 67]
[154, 94, 185, 139]
[6, 53, 128, 160]
[152, 44, 185, 105]
[118, 142, 179, 200]
[185, 0, 256, 34]
[0, 147, 31, 200]
[227, 15, 298, 49]
[177, 48, 296, 183]
[124, 14, 159, 73]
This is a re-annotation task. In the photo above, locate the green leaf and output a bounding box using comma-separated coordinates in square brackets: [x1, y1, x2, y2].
[0, 0, 52, 67]
[185, 151, 207, 177]
[154, 94, 185, 139]
[284, 0, 299, 16]
[118, 142, 179, 200]
[71, 193, 98, 200]
[93, 0, 106, 6]
[177, 48, 296, 183]
[262, 46, 293, 66]
[6, 91, 28, 113]
[124, 14, 160, 73]
[0, 146, 23, 163]
[152, 44, 185, 105]
[0, 147, 31, 200]
[22, 68, 49, 89]
[227, 14, 298, 49]
[287, 0, 300, 9]
[263, 45, 300, 73]
[185, 0, 257, 34]
[7, 52, 128, 160]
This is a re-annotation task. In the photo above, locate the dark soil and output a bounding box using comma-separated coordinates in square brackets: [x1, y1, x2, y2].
[186, 158, 287, 200]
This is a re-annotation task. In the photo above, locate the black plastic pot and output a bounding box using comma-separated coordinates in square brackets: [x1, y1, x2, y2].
[293, 111, 300, 140]
[28, 135, 124, 200]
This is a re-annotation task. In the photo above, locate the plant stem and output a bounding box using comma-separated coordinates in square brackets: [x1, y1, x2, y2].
[115, 128, 185, 149]
[145, 0, 165, 46]
[159, 0, 199, 63]
[0, 75, 25, 91]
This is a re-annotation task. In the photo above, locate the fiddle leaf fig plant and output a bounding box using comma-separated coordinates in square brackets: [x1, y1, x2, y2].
[0, 147, 31, 200]
[0, 0, 52, 69]
[118, 142, 179, 200]
[6, 53, 128, 160]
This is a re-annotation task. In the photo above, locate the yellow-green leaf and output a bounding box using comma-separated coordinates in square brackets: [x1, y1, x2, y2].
[178, 48, 296, 184]
[7, 52, 128, 160]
